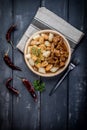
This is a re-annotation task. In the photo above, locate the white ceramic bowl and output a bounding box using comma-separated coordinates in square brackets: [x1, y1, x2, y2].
[24, 30, 71, 77]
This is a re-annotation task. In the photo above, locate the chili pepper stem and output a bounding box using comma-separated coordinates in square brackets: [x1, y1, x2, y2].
[9, 41, 16, 49]
[5, 46, 10, 55]
[39, 76, 42, 84]
[16, 75, 23, 80]
[16, 75, 38, 102]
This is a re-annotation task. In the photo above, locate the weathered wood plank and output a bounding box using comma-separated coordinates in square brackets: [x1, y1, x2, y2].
[68, 0, 87, 130]
[40, 0, 69, 130]
[12, 0, 40, 130]
[0, 0, 13, 130]
[0, 0, 87, 130]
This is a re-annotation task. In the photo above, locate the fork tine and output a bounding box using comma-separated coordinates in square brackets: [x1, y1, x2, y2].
[70, 63, 76, 68]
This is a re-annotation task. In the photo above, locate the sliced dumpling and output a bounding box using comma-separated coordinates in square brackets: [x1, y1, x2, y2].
[45, 41, 51, 46]
[32, 34, 40, 40]
[50, 67, 59, 72]
[38, 67, 46, 74]
[27, 46, 31, 53]
[25, 54, 31, 59]
[49, 33, 54, 42]
[43, 51, 51, 57]
[29, 58, 34, 66]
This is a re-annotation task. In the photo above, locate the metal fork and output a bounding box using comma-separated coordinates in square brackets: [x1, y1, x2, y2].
[49, 63, 76, 96]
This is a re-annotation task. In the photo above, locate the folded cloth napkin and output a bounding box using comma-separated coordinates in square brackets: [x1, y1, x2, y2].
[17, 7, 84, 53]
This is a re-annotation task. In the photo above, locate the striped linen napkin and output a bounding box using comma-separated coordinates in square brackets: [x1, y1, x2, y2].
[17, 7, 84, 53]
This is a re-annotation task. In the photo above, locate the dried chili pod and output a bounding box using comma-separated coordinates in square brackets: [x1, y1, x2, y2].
[17, 76, 37, 102]
[4, 48, 22, 71]
[6, 24, 16, 49]
[6, 78, 19, 95]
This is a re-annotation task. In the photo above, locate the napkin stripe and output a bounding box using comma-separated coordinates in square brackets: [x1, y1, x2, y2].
[32, 18, 77, 49]
[34, 17, 77, 43]
[31, 24, 40, 31]
[34, 17, 78, 45]
[32, 18, 50, 30]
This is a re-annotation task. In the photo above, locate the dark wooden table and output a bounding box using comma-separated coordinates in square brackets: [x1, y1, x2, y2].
[0, 0, 87, 130]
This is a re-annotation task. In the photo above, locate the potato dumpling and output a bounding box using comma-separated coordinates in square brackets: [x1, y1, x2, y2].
[41, 33, 49, 40]
[29, 58, 34, 66]
[27, 46, 32, 53]
[39, 67, 46, 74]
[32, 34, 40, 40]
[43, 51, 51, 58]
[25, 54, 31, 59]
[45, 41, 51, 46]
[50, 67, 59, 72]
[49, 33, 54, 42]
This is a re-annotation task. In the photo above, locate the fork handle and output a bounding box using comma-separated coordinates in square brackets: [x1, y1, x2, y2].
[49, 68, 70, 96]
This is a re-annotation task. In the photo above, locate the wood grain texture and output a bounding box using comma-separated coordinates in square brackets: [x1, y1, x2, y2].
[68, 0, 87, 130]
[0, 0, 13, 130]
[0, 0, 87, 130]
[12, 0, 40, 130]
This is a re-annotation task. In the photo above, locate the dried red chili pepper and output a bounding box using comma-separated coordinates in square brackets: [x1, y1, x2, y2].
[4, 48, 22, 71]
[17, 76, 37, 102]
[6, 78, 19, 95]
[6, 24, 16, 48]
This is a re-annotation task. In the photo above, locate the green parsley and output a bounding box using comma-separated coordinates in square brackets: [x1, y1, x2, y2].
[31, 47, 41, 56]
[33, 80, 45, 92]
[35, 60, 39, 64]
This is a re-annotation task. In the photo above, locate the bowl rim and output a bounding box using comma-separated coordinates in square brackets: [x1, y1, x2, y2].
[24, 29, 71, 77]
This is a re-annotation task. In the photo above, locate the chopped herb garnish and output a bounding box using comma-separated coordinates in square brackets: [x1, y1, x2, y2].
[31, 47, 41, 56]
[33, 80, 45, 92]
[35, 60, 39, 64]
[37, 49, 41, 55]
